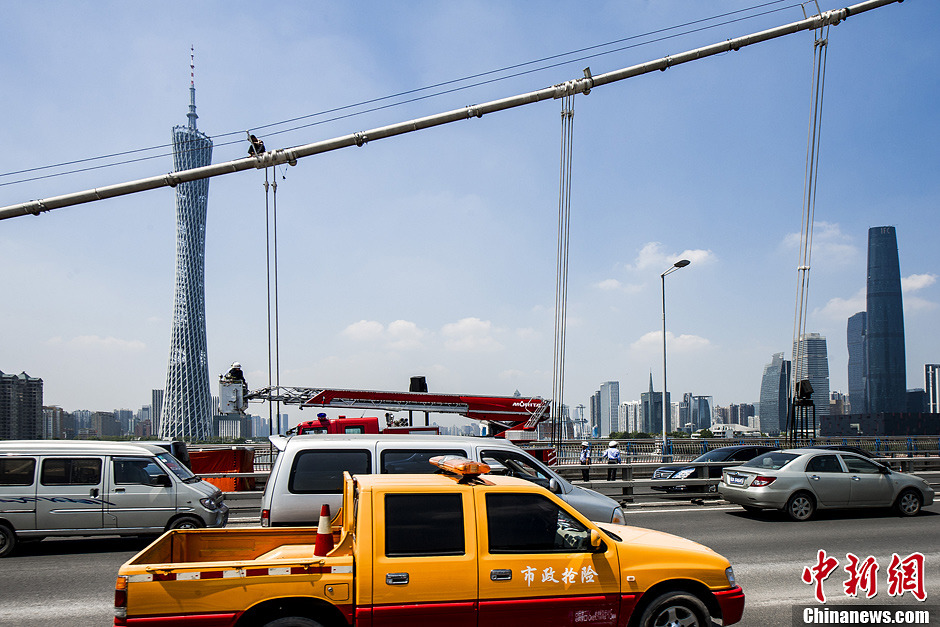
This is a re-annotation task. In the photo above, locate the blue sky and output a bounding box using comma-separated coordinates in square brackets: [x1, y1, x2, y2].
[1, 1, 937, 426]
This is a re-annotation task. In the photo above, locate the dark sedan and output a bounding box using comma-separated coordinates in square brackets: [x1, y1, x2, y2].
[652, 444, 778, 493]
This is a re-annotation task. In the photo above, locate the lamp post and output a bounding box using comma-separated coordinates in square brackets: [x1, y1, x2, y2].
[661, 259, 691, 461]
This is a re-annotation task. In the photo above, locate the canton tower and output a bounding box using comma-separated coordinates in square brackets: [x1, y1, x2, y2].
[160, 53, 213, 441]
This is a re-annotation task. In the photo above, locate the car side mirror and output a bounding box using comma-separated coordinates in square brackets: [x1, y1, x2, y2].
[549, 478, 562, 494]
[152, 474, 172, 488]
[879, 465, 892, 475]
[590, 529, 606, 553]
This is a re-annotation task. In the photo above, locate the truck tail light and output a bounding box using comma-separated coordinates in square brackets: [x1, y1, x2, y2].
[751, 476, 776, 487]
[261, 508, 270, 527]
[114, 576, 128, 619]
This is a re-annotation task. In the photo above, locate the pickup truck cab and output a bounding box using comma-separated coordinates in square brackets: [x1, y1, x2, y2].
[115, 457, 743, 627]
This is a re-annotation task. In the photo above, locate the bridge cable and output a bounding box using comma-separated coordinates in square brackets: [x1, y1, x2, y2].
[552, 93, 576, 449]
[788, 11, 830, 445]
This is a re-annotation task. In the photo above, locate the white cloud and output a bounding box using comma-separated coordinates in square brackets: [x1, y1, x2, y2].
[902, 273, 937, 293]
[817, 288, 866, 320]
[342, 320, 385, 342]
[628, 242, 715, 272]
[782, 221, 858, 262]
[441, 317, 503, 352]
[386, 319, 426, 350]
[630, 330, 711, 353]
[595, 278, 622, 291]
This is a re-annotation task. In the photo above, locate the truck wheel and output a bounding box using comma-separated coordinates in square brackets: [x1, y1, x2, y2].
[637, 591, 710, 627]
[167, 515, 204, 530]
[785, 491, 816, 522]
[895, 489, 922, 517]
[262, 618, 324, 627]
[0, 525, 16, 558]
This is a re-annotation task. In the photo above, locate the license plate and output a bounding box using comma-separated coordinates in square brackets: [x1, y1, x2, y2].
[728, 474, 745, 486]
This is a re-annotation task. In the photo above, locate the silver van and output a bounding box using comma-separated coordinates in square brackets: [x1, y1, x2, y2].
[261, 433, 625, 526]
[0, 441, 228, 557]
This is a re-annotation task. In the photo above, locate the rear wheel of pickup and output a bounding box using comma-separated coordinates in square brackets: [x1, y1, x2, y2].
[0, 525, 15, 558]
[637, 591, 710, 627]
[262, 618, 324, 627]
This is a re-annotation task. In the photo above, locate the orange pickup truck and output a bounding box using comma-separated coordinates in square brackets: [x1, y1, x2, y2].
[114, 457, 743, 627]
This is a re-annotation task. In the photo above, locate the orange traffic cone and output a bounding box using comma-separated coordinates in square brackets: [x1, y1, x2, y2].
[313, 504, 334, 556]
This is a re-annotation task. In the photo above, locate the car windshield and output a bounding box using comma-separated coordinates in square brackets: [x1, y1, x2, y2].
[158, 452, 199, 483]
[694, 449, 736, 462]
[741, 451, 798, 470]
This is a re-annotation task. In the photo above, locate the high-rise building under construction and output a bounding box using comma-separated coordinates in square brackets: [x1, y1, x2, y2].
[160, 66, 213, 441]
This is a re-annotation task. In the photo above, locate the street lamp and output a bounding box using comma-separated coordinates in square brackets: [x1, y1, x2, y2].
[661, 259, 691, 461]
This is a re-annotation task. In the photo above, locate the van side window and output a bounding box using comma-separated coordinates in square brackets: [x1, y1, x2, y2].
[289, 449, 371, 494]
[385, 493, 464, 557]
[486, 493, 592, 553]
[480, 450, 552, 489]
[114, 458, 164, 485]
[41, 458, 102, 485]
[0, 457, 36, 486]
[381, 449, 467, 474]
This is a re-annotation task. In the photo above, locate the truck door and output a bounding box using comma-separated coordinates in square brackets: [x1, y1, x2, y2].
[371, 490, 477, 627]
[476, 491, 621, 626]
[107, 457, 177, 530]
[36, 456, 105, 531]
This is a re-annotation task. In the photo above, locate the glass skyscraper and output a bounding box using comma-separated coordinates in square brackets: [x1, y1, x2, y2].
[759, 352, 790, 434]
[866, 226, 906, 414]
[160, 77, 213, 441]
[792, 333, 830, 418]
[846, 311, 868, 414]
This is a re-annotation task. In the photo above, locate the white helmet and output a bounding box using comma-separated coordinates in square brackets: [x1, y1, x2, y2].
[232, 362, 241, 368]
[608, 441, 618, 448]
[581, 441, 590, 447]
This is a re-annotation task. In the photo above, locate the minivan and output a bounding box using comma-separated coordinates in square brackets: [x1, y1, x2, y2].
[0, 441, 228, 557]
[261, 433, 625, 526]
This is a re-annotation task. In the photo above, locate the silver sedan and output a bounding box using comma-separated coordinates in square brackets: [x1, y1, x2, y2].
[719, 448, 935, 521]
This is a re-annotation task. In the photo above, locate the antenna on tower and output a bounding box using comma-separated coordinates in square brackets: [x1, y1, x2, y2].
[187, 45, 199, 130]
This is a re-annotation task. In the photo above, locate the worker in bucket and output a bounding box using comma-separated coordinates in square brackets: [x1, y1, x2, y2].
[578, 441, 592, 481]
[604, 441, 622, 480]
[225, 362, 249, 409]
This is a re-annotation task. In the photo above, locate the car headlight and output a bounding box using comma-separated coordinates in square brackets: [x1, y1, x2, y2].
[199, 497, 217, 510]
[611, 507, 626, 525]
[726, 566, 736, 587]
[673, 468, 696, 479]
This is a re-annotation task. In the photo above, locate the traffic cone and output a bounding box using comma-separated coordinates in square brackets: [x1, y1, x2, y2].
[313, 504, 334, 556]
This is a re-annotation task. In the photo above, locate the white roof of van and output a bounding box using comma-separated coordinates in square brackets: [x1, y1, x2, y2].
[0, 440, 167, 456]
[270, 432, 519, 452]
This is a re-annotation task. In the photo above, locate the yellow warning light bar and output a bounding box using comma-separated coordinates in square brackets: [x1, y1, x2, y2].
[429, 455, 491, 476]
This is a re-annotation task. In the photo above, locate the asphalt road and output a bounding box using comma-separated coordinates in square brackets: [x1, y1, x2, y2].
[1, 503, 937, 626]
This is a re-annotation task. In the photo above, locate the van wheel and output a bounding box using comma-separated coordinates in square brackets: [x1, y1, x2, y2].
[0, 525, 16, 558]
[637, 591, 710, 627]
[167, 515, 204, 530]
[262, 618, 324, 627]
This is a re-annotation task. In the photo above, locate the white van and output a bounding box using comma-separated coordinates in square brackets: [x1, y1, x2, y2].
[0, 441, 228, 557]
[261, 433, 625, 526]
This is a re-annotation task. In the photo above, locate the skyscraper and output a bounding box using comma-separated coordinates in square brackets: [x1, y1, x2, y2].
[599, 381, 620, 436]
[866, 226, 907, 414]
[759, 353, 790, 434]
[0, 370, 43, 439]
[792, 333, 830, 419]
[160, 65, 214, 441]
[847, 312, 868, 414]
[641, 374, 670, 434]
[926, 364, 940, 414]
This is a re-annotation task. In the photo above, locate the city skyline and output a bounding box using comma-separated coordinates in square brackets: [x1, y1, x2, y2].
[1, 2, 937, 422]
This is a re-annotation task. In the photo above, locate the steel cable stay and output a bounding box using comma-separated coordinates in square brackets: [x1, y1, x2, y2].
[262, 166, 284, 438]
[787, 7, 830, 446]
[552, 92, 576, 449]
[0, 0, 901, 221]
